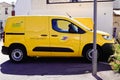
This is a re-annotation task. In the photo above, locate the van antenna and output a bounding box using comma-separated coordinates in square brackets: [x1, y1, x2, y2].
[66, 12, 72, 18]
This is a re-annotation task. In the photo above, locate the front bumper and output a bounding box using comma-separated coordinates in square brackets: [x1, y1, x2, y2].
[1, 46, 9, 55]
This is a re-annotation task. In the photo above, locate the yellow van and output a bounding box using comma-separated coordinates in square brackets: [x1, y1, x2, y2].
[2, 16, 114, 62]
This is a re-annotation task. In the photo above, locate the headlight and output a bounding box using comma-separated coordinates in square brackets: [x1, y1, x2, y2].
[102, 35, 111, 40]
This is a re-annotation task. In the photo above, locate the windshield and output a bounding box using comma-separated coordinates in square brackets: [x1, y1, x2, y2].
[70, 18, 92, 31]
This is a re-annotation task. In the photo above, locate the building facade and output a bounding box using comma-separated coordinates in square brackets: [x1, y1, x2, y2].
[0, 2, 13, 39]
[113, 0, 120, 37]
[113, 0, 120, 9]
[0, 2, 13, 26]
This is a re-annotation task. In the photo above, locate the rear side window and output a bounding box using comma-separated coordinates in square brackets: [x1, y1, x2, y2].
[52, 19, 85, 34]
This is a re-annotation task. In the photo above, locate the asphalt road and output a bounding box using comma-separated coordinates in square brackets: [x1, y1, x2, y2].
[0, 41, 115, 80]
[1, 57, 112, 75]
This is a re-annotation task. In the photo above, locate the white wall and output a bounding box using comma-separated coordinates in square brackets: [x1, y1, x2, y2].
[15, 0, 113, 35]
[15, 0, 31, 15]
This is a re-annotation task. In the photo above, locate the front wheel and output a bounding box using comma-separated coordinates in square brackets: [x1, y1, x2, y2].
[9, 47, 27, 62]
[83, 46, 101, 62]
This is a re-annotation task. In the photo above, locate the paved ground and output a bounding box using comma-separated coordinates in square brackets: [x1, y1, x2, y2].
[0, 40, 120, 80]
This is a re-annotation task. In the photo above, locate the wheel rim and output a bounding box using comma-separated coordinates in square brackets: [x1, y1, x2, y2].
[86, 49, 99, 61]
[11, 49, 23, 61]
[86, 49, 93, 61]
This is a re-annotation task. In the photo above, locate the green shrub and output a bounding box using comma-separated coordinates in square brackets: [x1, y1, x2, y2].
[108, 44, 120, 72]
[117, 33, 120, 44]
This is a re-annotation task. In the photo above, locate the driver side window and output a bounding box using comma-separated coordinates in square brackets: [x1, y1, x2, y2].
[52, 19, 79, 33]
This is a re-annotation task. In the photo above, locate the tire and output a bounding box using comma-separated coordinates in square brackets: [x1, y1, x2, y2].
[83, 46, 101, 62]
[9, 47, 27, 62]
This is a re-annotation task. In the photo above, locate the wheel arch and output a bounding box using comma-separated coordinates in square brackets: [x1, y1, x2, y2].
[9, 43, 27, 54]
[82, 43, 103, 56]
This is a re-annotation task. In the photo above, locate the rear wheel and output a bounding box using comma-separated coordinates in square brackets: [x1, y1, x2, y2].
[9, 47, 27, 62]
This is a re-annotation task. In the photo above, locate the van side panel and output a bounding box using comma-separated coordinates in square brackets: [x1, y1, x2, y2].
[4, 17, 25, 47]
[25, 16, 50, 56]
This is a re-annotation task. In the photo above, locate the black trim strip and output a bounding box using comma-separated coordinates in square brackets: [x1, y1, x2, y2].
[47, 0, 114, 4]
[33, 47, 74, 52]
[6, 33, 25, 35]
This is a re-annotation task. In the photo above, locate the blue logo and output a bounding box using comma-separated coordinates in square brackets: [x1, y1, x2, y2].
[62, 36, 68, 40]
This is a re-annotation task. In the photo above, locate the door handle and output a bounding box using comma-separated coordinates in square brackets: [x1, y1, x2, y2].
[41, 34, 47, 36]
[51, 35, 58, 37]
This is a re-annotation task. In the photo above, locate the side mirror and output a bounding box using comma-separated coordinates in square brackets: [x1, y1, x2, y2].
[78, 28, 86, 34]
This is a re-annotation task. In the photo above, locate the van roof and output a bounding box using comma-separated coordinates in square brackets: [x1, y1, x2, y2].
[8, 15, 70, 18]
